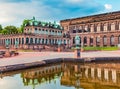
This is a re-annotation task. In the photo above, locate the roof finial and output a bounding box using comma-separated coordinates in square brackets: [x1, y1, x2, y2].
[33, 16, 35, 20]
[54, 21, 56, 25]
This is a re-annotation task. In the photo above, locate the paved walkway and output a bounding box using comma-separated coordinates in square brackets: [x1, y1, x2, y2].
[0, 51, 120, 67]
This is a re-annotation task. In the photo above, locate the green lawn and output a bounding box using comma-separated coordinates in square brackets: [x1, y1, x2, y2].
[71, 46, 119, 51]
[83, 46, 119, 51]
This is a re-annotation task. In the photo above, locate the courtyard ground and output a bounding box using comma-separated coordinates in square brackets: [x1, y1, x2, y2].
[0, 50, 120, 67]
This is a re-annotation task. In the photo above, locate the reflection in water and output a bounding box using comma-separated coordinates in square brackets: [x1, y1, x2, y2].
[1, 63, 120, 89]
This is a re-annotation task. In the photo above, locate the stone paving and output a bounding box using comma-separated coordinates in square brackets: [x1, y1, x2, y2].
[0, 51, 120, 67]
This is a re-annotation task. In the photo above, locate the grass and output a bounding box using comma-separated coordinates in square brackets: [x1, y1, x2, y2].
[83, 46, 119, 51]
[72, 46, 119, 51]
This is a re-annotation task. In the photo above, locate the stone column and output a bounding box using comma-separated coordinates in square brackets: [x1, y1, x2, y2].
[81, 36, 84, 47]
[107, 36, 110, 46]
[93, 36, 96, 47]
[114, 36, 118, 46]
[87, 37, 90, 46]
[0, 39, 1, 45]
[100, 36, 103, 47]
[33, 38, 35, 44]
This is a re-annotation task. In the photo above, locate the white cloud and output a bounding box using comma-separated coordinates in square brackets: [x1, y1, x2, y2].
[0, 1, 56, 26]
[0, 0, 105, 27]
[104, 4, 112, 10]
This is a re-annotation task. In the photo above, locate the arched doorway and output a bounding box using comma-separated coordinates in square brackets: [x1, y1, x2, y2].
[110, 35, 114, 46]
[90, 37, 93, 46]
[83, 37, 87, 46]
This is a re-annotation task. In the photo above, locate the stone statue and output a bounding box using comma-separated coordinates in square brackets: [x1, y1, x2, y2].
[75, 35, 80, 47]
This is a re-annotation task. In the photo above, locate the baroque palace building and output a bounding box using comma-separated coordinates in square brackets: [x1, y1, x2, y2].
[0, 17, 70, 50]
[60, 11, 120, 47]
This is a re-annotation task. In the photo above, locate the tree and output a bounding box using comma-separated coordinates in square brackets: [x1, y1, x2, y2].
[1, 29, 8, 34]
[0, 24, 3, 33]
[0, 24, 3, 30]
[4, 25, 18, 34]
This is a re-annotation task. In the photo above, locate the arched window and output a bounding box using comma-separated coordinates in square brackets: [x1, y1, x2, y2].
[26, 37, 29, 44]
[96, 37, 100, 43]
[110, 35, 114, 46]
[103, 23, 108, 31]
[55, 39, 57, 44]
[30, 38, 33, 44]
[111, 22, 115, 31]
[90, 37, 93, 44]
[103, 36, 107, 46]
[42, 39, 44, 44]
[34, 28, 37, 34]
[90, 25, 94, 32]
[84, 37, 87, 44]
[64, 40, 66, 45]
[85, 25, 88, 32]
[45, 39, 47, 44]
[97, 24, 101, 32]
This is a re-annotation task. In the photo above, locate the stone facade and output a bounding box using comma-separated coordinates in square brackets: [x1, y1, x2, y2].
[60, 11, 120, 47]
[0, 17, 70, 50]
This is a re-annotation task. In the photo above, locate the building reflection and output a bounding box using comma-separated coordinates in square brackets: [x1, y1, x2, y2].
[17, 63, 120, 89]
[61, 63, 120, 89]
[21, 64, 62, 88]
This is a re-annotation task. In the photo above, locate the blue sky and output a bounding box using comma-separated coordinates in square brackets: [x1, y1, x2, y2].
[0, 0, 119, 27]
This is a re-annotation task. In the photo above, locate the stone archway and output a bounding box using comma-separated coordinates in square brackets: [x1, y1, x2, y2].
[26, 37, 29, 44]
[103, 35, 107, 46]
[110, 35, 114, 46]
[30, 38, 33, 44]
[83, 37, 87, 46]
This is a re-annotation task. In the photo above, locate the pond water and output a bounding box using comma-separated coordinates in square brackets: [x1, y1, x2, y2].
[0, 62, 120, 89]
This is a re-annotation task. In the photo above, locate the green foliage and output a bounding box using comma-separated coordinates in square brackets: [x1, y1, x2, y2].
[1, 29, 8, 34]
[0, 24, 3, 30]
[4, 25, 18, 34]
